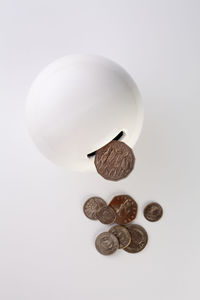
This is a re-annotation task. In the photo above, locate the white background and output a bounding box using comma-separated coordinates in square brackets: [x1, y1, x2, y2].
[0, 1, 200, 299]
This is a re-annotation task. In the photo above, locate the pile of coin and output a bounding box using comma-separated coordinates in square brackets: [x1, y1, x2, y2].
[84, 139, 163, 255]
[83, 195, 163, 255]
[83, 195, 137, 225]
[95, 224, 148, 255]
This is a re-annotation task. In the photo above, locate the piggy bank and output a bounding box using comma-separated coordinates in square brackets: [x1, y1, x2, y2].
[26, 54, 143, 171]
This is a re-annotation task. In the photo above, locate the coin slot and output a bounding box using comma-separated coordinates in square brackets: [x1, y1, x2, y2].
[87, 130, 125, 157]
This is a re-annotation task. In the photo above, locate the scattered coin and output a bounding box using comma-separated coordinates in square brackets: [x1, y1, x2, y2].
[84, 195, 161, 254]
[109, 194, 137, 225]
[83, 197, 107, 220]
[109, 225, 131, 249]
[96, 205, 116, 224]
[123, 224, 148, 253]
[94, 140, 135, 181]
[95, 232, 119, 255]
[144, 202, 163, 222]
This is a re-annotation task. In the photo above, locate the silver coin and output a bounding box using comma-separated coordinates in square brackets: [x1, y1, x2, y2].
[96, 206, 116, 224]
[83, 197, 107, 220]
[109, 225, 131, 249]
[94, 140, 135, 181]
[95, 232, 119, 255]
[123, 224, 148, 253]
[144, 202, 163, 222]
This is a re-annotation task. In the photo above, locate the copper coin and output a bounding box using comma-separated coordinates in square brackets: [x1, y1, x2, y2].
[83, 197, 107, 220]
[123, 224, 148, 253]
[95, 232, 119, 255]
[144, 202, 163, 222]
[109, 225, 131, 249]
[109, 194, 137, 225]
[94, 140, 135, 181]
[96, 206, 116, 224]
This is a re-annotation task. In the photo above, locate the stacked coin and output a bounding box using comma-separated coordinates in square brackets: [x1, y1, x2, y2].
[95, 224, 148, 255]
[83, 196, 115, 224]
[83, 194, 138, 225]
[83, 196, 163, 255]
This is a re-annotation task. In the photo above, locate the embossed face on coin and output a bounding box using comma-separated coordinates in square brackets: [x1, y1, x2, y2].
[96, 206, 116, 224]
[83, 197, 107, 220]
[94, 140, 135, 181]
[109, 225, 131, 249]
[123, 224, 148, 253]
[109, 195, 137, 225]
[144, 202, 163, 222]
[95, 232, 119, 255]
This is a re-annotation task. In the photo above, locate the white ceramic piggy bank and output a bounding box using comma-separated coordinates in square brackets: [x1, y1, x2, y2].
[26, 55, 143, 171]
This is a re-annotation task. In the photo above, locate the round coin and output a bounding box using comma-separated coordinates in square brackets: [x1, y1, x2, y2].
[83, 197, 107, 220]
[94, 140, 135, 181]
[95, 232, 119, 255]
[109, 225, 131, 249]
[123, 224, 148, 253]
[96, 206, 116, 224]
[144, 202, 163, 222]
[109, 194, 137, 225]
